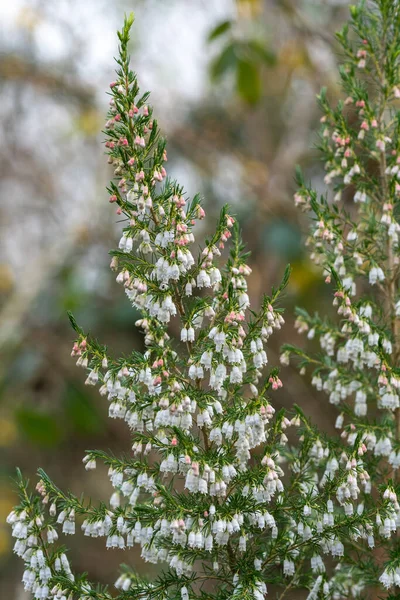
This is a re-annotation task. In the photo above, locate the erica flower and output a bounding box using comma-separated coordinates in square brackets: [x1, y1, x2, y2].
[369, 266, 385, 285]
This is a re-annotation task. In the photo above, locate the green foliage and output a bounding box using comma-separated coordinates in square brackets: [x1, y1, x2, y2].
[208, 18, 275, 105]
[15, 408, 63, 447]
[63, 383, 103, 435]
[236, 58, 261, 104]
[207, 20, 232, 42]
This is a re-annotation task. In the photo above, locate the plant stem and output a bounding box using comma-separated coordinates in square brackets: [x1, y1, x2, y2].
[377, 26, 400, 470]
[277, 559, 304, 600]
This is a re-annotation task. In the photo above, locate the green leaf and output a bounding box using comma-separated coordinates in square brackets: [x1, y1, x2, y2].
[16, 408, 63, 447]
[247, 39, 276, 65]
[67, 311, 84, 336]
[349, 5, 359, 18]
[236, 58, 261, 104]
[210, 43, 237, 80]
[295, 164, 305, 187]
[263, 220, 302, 259]
[125, 12, 135, 29]
[207, 20, 232, 42]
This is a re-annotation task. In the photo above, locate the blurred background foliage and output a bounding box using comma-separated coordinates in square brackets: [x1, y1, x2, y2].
[0, 0, 352, 596]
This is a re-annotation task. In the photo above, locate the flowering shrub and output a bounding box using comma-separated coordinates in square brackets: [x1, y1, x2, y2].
[8, 2, 400, 599]
[284, 0, 400, 595]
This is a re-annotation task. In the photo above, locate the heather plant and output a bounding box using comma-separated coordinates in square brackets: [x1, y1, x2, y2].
[283, 0, 400, 595]
[8, 3, 400, 600]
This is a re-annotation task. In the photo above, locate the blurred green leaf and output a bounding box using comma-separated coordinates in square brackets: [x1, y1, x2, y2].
[236, 58, 261, 104]
[207, 20, 232, 42]
[247, 39, 276, 65]
[110, 304, 143, 329]
[263, 221, 302, 260]
[63, 383, 104, 435]
[210, 43, 237, 80]
[16, 408, 63, 447]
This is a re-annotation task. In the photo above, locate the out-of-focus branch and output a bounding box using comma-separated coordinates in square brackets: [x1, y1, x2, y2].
[278, 0, 336, 44]
[0, 55, 95, 106]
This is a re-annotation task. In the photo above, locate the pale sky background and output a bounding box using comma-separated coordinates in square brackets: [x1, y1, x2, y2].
[0, 0, 235, 121]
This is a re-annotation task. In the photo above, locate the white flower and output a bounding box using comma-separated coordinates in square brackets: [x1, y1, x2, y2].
[354, 190, 367, 203]
[197, 270, 211, 288]
[230, 366, 242, 384]
[380, 569, 394, 589]
[283, 559, 295, 576]
[369, 266, 385, 285]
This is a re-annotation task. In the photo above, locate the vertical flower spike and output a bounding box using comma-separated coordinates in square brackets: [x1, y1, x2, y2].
[285, 1, 400, 595]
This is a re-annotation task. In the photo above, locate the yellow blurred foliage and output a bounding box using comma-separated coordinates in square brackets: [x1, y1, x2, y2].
[237, 0, 262, 18]
[0, 485, 15, 557]
[278, 40, 311, 72]
[0, 418, 18, 447]
[0, 264, 14, 294]
[289, 260, 321, 294]
[16, 7, 41, 32]
[74, 225, 91, 244]
[0, 529, 11, 557]
[76, 109, 103, 136]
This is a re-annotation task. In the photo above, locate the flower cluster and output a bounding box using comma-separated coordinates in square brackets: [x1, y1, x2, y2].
[285, 0, 400, 595]
[7, 14, 305, 600]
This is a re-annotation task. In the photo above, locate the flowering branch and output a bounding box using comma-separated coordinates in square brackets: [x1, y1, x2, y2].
[286, 0, 400, 593]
